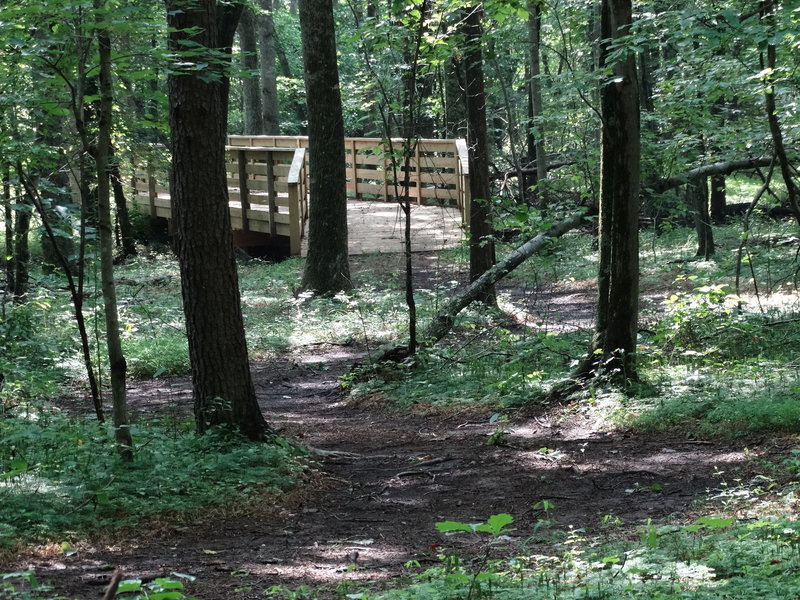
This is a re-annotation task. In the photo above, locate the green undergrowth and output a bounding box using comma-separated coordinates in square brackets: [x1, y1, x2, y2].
[346, 322, 589, 410]
[164, 477, 800, 600]
[0, 403, 303, 546]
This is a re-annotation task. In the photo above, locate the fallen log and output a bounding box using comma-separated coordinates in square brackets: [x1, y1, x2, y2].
[645, 156, 775, 195]
[373, 213, 587, 362]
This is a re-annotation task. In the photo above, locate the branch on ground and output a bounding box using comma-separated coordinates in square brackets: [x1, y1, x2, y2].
[645, 156, 776, 195]
[372, 213, 587, 363]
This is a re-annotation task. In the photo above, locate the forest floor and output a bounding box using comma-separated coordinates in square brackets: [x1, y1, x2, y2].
[5, 251, 792, 599]
[10, 345, 784, 599]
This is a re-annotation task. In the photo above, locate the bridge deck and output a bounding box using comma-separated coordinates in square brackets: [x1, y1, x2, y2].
[301, 200, 464, 256]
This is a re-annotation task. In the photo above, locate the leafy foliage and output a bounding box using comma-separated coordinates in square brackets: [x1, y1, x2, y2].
[0, 405, 302, 544]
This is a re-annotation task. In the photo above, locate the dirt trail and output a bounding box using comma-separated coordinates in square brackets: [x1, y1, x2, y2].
[13, 345, 756, 599]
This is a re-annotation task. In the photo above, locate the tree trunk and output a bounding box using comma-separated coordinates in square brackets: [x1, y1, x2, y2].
[299, 0, 351, 295]
[6, 163, 30, 301]
[444, 56, 466, 138]
[109, 147, 136, 259]
[709, 174, 726, 224]
[17, 165, 104, 421]
[464, 5, 496, 305]
[3, 165, 13, 296]
[274, 32, 307, 133]
[239, 7, 264, 134]
[167, 0, 271, 440]
[95, 2, 133, 460]
[573, 0, 640, 382]
[11, 202, 31, 302]
[688, 177, 714, 258]
[761, 33, 800, 224]
[527, 0, 548, 206]
[258, 0, 281, 135]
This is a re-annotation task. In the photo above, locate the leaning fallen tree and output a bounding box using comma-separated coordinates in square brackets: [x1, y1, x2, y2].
[645, 156, 775, 195]
[374, 213, 586, 361]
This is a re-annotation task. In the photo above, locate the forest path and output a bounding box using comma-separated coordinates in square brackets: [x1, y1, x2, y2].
[16, 344, 758, 599]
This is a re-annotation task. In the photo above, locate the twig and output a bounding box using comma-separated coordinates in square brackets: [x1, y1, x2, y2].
[102, 569, 123, 600]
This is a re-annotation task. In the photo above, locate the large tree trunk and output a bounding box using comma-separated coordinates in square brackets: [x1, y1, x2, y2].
[167, 0, 270, 440]
[573, 0, 640, 382]
[527, 0, 548, 206]
[688, 176, 714, 259]
[761, 31, 800, 224]
[94, 2, 133, 460]
[11, 201, 31, 302]
[299, 0, 351, 295]
[257, 0, 280, 135]
[239, 7, 264, 134]
[464, 5, 496, 305]
[709, 174, 726, 224]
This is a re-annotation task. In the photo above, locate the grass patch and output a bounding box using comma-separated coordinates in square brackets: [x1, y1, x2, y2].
[347, 323, 588, 410]
[232, 479, 800, 600]
[0, 403, 303, 546]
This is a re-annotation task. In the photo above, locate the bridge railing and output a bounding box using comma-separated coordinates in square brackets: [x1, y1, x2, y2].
[227, 135, 470, 221]
[131, 136, 467, 256]
[131, 146, 308, 255]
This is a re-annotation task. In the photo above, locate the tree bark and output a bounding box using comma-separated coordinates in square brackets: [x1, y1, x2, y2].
[761, 28, 800, 224]
[109, 147, 136, 259]
[167, 0, 271, 440]
[258, 0, 281, 135]
[274, 31, 307, 133]
[527, 0, 548, 206]
[239, 7, 264, 134]
[573, 0, 640, 382]
[688, 176, 714, 258]
[11, 201, 31, 302]
[464, 5, 496, 304]
[645, 157, 775, 195]
[709, 174, 726, 224]
[95, 1, 133, 460]
[299, 0, 351, 295]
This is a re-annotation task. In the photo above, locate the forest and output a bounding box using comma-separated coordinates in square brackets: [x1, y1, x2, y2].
[1, 0, 800, 598]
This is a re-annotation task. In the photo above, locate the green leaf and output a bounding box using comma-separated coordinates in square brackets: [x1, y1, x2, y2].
[117, 580, 143, 593]
[153, 578, 184, 590]
[475, 513, 514, 536]
[694, 516, 735, 529]
[435, 520, 475, 533]
[148, 592, 184, 600]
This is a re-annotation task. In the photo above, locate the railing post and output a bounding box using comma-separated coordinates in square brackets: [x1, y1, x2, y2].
[237, 149, 250, 232]
[147, 163, 157, 219]
[266, 150, 277, 236]
[287, 148, 306, 255]
[415, 142, 422, 205]
[455, 138, 470, 227]
[349, 138, 358, 198]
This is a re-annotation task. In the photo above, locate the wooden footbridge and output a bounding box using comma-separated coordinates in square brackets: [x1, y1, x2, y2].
[132, 136, 470, 256]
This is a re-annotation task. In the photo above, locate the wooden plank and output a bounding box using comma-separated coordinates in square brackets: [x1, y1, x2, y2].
[354, 155, 385, 167]
[419, 172, 459, 185]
